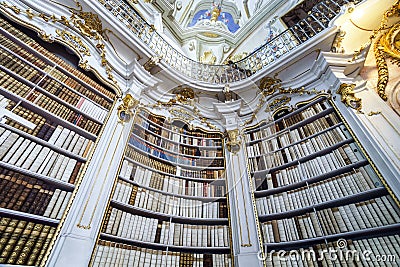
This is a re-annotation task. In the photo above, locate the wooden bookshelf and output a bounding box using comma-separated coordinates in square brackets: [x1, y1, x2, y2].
[92, 110, 232, 266]
[0, 17, 115, 266]
[245, 96, 400, 264]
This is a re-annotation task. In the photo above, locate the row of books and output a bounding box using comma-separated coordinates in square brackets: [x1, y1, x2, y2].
[256, 148, 360, 189]
[0, 17, 115, 266]
[261, 195, 400, 242]
[104, 208, 229, 247]
[1, 98, 95, 157]
[248, 128, 347, 166]
[135, 119, 222, 145]
[256, 168, 376, 215]
[264, 235, 399, 266]
[251, 144, 357, 181]
[2, 112, 93, 157]
[27, 89, 102, 134]
[0, 20, 114, 106]
[245, 110, 339, 142]
[0, 47, 106, 121]
[93, 240, 232, 267]
[124, 149, 224, 179]
[120, 162, 226, 197]
[48, 67, 112, 108]
[279, 103, 328, 128]
[112, 184, 227, 218]
[316, 196, 400, 234]
[0, 126, 83, 184]
[0, 70, 102, 136]
[0, 217, 56, 265]
[247, 123, 346, 158]
[130, 136, 224, 167]
[125, 148, 177, 175]
[133, 126, 223, 157]
[0, 169, 71, 218]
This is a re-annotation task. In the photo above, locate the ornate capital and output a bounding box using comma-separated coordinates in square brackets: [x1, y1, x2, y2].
[117, 94, 139, 122]
[336, 83, 362, 112]
[226, 129, 241, 153]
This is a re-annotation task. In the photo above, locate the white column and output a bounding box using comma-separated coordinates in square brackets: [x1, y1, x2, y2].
[46, 102, 134, 267]
[225, 140, 264, 267]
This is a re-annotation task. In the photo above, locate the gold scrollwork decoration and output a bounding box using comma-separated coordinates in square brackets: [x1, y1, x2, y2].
[78, 59, 90, 70]
[374, 36, 389, 101]
[1, 2, 20, 14]
[368, 111, 382, 116]
[373, 22, 400, 101]
[171, 87, 196, 104]
[268, 96, 291, 112]
[259, 75, 282, 96]
[142, 92, 218, 130]
[117, 94, 139, 123]
[56, 29, 91, 56]
[241, 76, 318, 127]
[38, 31, 54, 42]
[336, 83, 362, 112]
[370, 1, 400, 101]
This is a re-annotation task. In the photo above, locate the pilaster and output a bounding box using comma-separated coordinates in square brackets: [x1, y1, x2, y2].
[46, 101, 135, 267]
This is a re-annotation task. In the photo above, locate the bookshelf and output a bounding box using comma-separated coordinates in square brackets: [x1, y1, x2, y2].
[91, 109, 232, 266]
[244, 96, 400, 264]
[0, 17, 115, 266]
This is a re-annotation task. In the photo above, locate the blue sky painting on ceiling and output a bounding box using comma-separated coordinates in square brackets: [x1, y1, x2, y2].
[188, 9, 240, 33]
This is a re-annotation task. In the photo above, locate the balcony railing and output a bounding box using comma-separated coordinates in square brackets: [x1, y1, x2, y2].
[100, 0, 361, 84]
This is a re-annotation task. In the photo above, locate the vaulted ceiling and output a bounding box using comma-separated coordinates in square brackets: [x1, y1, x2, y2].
[148, 0, 299, 63]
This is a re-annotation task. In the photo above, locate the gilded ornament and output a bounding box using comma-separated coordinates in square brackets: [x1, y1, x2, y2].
[38, 31, 54, 42]
[143, 56, 161, 71]
[70, 11, 103, 39]
[368, 111, 382, 116]
[200, 50, 217, 64]
[56, 29, 91, 56]
[172, 87, 195, 104]
[25, 9, 34, 19]
[259, 75, 282, 95]
[78, 60, 90, 70]
[374, 36, 389, 101]
[370, 1, 400, 101]
[1, 2, 20, 14]
[336, 83, 362, 112]
[117, 94, 139, 122]
[268, 96, 291, 111]
[225, 129, 241, 153]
